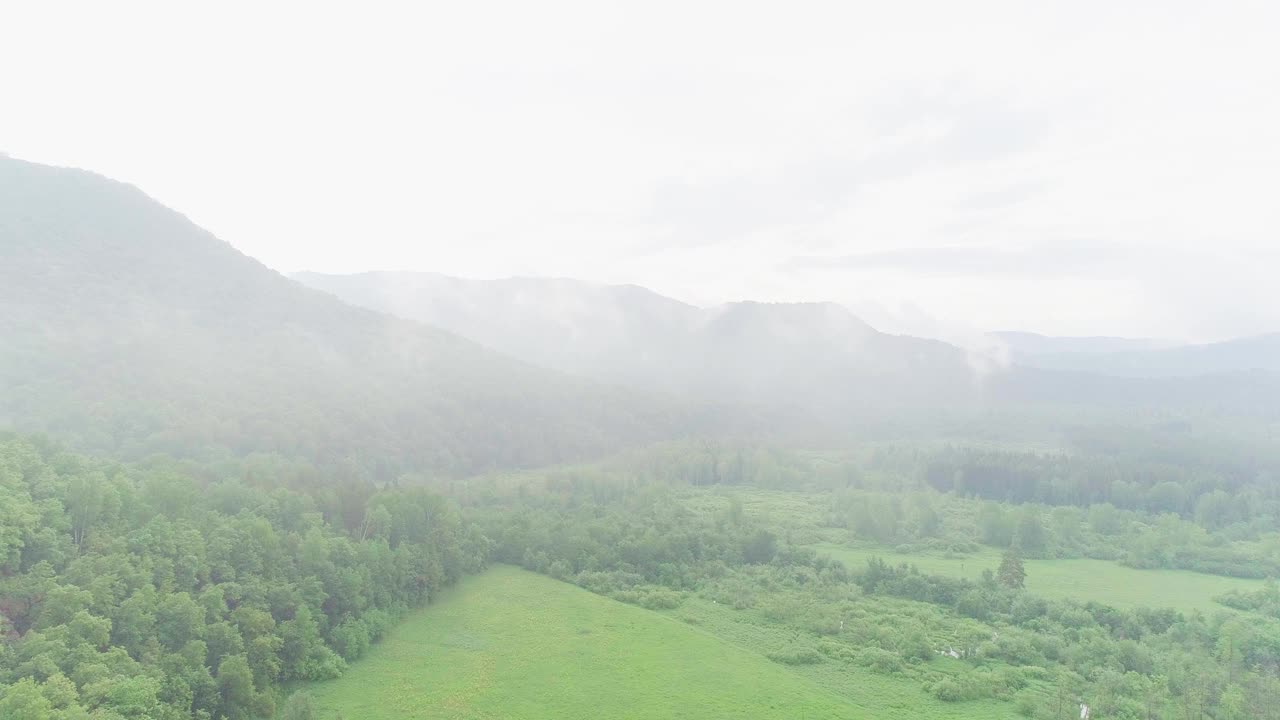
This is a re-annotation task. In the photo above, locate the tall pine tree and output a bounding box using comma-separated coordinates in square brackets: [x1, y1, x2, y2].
[997, 547, 1027, 590]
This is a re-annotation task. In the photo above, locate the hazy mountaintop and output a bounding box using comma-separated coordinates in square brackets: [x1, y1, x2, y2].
[991, 331, 1182, 358]
[0, 156, 714, 475]
[295, 272, 978, 408]
[1014, 333, 1280, 378]
[300, 269, 1279, 385]
[696, 301, 875, 345]
[290, 271, 695, 378]
[296, 271, 1280, 419]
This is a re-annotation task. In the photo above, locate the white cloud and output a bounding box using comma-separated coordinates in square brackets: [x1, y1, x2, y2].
[2, 0, 1277, 341]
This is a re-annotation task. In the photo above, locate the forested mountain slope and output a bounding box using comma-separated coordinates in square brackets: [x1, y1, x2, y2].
[0, 157, 715, 476]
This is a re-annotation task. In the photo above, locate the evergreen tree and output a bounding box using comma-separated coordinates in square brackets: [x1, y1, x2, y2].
[997, 548, 1026, 590]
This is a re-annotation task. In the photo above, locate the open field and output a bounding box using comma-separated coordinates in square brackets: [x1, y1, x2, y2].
[814, 543, 1265, 613]
[299, 566, 1028, 719]
[300, 566, 864, 719]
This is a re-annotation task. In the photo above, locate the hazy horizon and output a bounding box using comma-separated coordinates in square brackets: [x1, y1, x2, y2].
[2, 148, 1272, 345]
[5, 1, 1278, 342]
[293, 267, 1203, 345]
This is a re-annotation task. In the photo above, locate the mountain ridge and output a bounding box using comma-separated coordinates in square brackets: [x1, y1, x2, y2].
[1003, 332, 1280, 377]
[294, 270, 1280, 420]
[6, 153, 1279, 480]
[0, 155, 728, 476]
[292, 270, 983, 408]
[297, 270, 1280, 383]
[989, 330, 1183, 358]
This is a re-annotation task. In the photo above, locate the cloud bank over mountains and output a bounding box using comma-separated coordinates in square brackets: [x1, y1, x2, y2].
[3, 1, 1277, 341]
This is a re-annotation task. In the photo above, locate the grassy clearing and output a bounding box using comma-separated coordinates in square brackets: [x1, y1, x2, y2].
[815, 543, 1263, 613]
[299, 566, 863, 719]
[301, 565, 1025, 720]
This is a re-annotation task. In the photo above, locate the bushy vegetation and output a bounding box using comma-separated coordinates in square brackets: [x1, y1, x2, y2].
[1215, 580, 1280, 618]
[457, 453, 1280, 719]
[0, 436, 485, 719]
[8, 432, 1280, 719]
[584, 439, 1280, 579]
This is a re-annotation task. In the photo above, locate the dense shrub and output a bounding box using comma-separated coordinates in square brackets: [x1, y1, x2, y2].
[766, 647, 824, 665]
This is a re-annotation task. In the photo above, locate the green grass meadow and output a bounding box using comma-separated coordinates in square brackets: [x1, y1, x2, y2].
[814, 543, 1264, 613]
[296, 549, 1260, 719]
[300, 566, 865, 720]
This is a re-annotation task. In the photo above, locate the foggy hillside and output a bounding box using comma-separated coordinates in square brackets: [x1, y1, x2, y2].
[1008, 333, 1280, 377]
[290, 271, 698, 379]
[295, 271, 1280, 417]
[295, 271, 981, 408]
[0, 156, 727, 476]
[990, 331, 1182, 359]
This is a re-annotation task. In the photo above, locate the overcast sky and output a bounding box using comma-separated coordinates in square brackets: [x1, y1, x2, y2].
[4, 1, 1278, 341]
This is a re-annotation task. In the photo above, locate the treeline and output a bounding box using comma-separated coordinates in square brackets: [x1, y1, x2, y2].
[577, 436, 1280, 537]
[898, 432, 1280, 527]
[830, 488, 1280, 579]
[0, 436, 486, 720]
[475, 479, 795, 603]
[572, 440, 1280, 578]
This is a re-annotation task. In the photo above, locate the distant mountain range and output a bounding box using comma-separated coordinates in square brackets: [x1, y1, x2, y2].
[989, 331, 1183, 359]
[292, 271, 980, 410]
[296, 271, 1280, 384]
[4, 155, 1278, 479]
[996, 332, 1280, 377]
